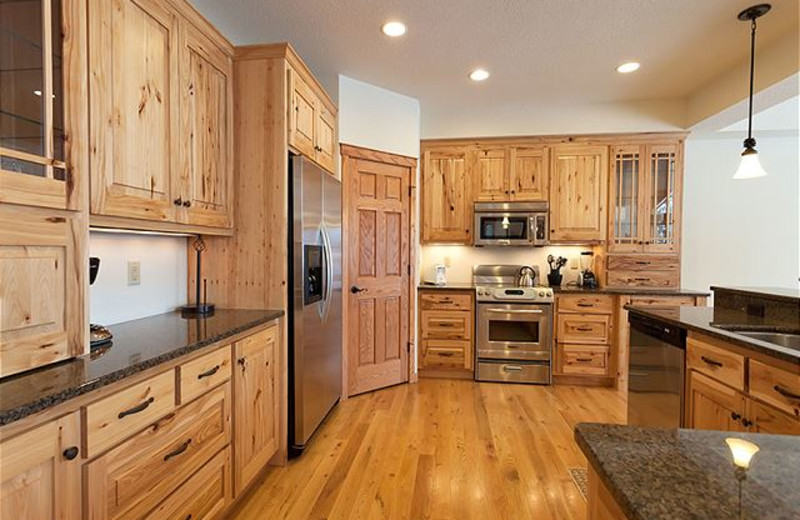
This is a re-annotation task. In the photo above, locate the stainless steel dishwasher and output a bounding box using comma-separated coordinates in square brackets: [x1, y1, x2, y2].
[627, 313, 687, 428]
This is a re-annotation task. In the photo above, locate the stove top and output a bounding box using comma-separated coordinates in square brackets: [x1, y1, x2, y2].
[472, 265, 554, 303]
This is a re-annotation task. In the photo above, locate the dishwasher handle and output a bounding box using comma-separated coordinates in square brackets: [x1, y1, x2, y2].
[629, 313, 686, 349]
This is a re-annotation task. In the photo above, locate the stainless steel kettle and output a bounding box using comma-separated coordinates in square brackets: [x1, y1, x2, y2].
[517, 266, 535, 287]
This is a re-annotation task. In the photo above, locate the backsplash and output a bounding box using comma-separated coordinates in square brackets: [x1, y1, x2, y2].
[420, 245, 593, 286]
[89, 232, 188, 325]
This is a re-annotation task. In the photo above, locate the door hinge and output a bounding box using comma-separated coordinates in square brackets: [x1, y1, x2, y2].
[407, 341, 413, 353]
[408, 185, 413, 197]
[407, 264, 412, 276]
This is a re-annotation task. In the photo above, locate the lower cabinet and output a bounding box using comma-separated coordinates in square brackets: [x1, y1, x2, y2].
[233, 324, 279, 495]
[554, 295, 614, 385]
[418, 289, 474, 376]
[0, 412, 82, 520]
[686, 371, 747, 432]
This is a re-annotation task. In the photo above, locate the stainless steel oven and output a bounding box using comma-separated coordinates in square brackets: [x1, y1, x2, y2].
[474, 202, 549, 247]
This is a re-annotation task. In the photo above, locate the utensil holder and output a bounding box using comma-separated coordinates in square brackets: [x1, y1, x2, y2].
[547, 273, 563, 287]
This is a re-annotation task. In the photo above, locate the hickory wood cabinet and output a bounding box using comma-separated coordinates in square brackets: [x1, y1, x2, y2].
[421, 148, 472, 243]
[288, 68, 338, 174]
[686, 332, 800, 435]
[418, 289, 475, 377]
[88, 0, 234, 232]
[472, 146, 549, 202]
[549, 144, 608, 242]
[554, 294, 614, 385]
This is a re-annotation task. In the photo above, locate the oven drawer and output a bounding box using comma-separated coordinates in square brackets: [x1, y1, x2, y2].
[557, 344, 609, 376]
[421, 340, 471, 370]
[476, 360, 550, 384]
[419, 291, 473, 311]
[556, 314, 610, 344]
[420, 310, 471, 340]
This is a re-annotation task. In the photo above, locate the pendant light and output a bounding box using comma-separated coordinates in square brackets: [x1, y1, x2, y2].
[733, 4, 771, 180]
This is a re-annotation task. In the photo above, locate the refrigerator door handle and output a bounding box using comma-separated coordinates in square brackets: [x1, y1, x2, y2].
[320, 225, 333, 322]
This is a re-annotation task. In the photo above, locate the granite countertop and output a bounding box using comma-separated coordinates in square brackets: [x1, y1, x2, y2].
[575, 423, 800, 520]
[626, 305, 800, 364]
[418, 282, 709, 297]
[418, 282, 476, 290]
[0, 309, 284, 427]
[712, 286, 800, 304]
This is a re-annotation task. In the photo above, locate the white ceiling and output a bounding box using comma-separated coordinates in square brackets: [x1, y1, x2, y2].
[190, 0, 798, 109]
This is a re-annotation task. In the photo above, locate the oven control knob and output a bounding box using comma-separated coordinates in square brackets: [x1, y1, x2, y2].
[477, 288, 484, 296]
[538, 291, 545, 297]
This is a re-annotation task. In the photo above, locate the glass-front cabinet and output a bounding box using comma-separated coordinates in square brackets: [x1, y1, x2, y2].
[0, 0, 80, 210]
[609, 143, 681, 253]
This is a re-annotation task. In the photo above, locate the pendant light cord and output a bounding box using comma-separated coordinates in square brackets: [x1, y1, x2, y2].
[747, 17, 757, 142]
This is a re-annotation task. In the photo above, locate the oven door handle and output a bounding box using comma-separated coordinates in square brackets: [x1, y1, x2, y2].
[484, 308, 544, 314]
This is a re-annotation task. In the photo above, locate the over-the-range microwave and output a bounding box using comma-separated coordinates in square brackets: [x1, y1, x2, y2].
[474, 201, 549, 247]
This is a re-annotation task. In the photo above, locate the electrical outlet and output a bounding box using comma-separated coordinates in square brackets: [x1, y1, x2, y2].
[127, 261, 141, 286]
[570, 258, 579, 270]
[444, 256, 451, 268]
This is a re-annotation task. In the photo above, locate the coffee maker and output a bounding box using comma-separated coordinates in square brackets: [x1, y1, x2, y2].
[578, 251, 598, 289]
[89, 257, 113, 348]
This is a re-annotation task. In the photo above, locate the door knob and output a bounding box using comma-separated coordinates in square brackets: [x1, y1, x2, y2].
[350, 285, 366, 294]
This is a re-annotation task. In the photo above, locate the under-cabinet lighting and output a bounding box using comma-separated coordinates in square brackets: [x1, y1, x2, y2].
[89, 227, 196, 238]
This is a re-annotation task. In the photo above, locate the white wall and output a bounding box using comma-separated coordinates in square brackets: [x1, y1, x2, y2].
[89, 232, 188, 325]
[338, 75, 421, 158]
[682, 132, 800, 292]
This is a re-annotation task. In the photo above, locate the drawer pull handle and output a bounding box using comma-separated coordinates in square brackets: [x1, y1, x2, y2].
[437, 352, 455, 357]
[437, 323, 456, 327]
[773, 385, 800, 400]
[503, 365, 523, 372]
[576, 303, 594, 307]
[730, 412, 741, 421]
[575, 358, 593, 363]
[197, 365, 221, 379]
[63, 446, 79, 460]
[633, 278, 650, 282]
[118, 397, 155, 419]
[700, 356, 723, 368]
[575, 326, 594, 332]
[163, 439, 192, 462]
[635, 261, 651, 265]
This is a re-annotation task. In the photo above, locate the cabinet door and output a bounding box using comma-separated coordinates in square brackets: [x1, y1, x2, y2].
[549, 145, 608, 242]
[687, 371, 746, 432]
[421, 149, 471, 243]
[473, 148, 509, 201]
[0, 412, 81, 520]
[608, 145, 644, 252]
[0, 206, 85, 377]
[642, 144, 681, 253]
[288, 69, 317, 159]
[510, 146, 548, 201]
[178, 21, 233, 228]
[748, 399, 800, 435]
[233, 326, 279, 496]
[315, 105, 337, 174]
[89, 0, 179, 222]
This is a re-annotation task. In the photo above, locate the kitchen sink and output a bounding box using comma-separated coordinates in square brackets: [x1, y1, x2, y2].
[736, 331, 800, 351]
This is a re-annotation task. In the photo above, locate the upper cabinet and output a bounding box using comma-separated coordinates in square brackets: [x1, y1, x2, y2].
[472, 147, 508, 201]
[609, 143, 682, 253]
[472, 146, 549, 202]
[549, 144, 608, 242]
[510, 146, 549, 201]
[88, 0, 234, 232]
[422, 148, 471, 244]
[0, 0, 87, 211]
[288, 68, 338, 175]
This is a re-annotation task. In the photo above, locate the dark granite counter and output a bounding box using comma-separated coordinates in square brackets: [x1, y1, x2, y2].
[712, 286, 800, 305]
[626, 305, 800, 365]
[575, 423, 800, 520]
[0, 309, 283, 427]
[418, 283, 476, 290]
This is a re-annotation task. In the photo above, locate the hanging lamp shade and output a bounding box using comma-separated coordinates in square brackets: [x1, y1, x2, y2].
[733, 147, 767, 180]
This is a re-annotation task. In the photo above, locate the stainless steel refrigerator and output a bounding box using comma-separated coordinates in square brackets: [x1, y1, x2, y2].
[288, 154, 342, 455]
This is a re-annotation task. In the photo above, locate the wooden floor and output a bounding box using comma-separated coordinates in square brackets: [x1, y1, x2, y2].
[229, 379, 626, 520]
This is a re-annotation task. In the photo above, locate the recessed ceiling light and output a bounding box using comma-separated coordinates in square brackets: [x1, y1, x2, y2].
[616, 61, 641, 74]
[381, 21, 406, 37]
[469, 68, 490, 82]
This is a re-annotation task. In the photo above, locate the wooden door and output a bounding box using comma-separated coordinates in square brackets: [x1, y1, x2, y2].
[346, 157, 410, 395]
[686, 371, 746, 432]
[0, 412, 81, 520]
[747, 399, 800, 435]
[608, 145, 644, 252]
[89, 0, 179, 222]
[178, 20, 233, 229]
[549, 145, 608, 242]
[510, 146, 548, 201]
[421, 149, 471, 243]
[233, 326, 278, 496]
[288, 69, 317, 159]
[473, 148, 509, 201]
[643, 144, 681, 253]
[315, 106, 337, 174]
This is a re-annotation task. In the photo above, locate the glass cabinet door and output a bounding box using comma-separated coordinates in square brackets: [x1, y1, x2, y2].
[644, 145, 680, 252]
[609, 145, 643, 252]
[0, 0, 69, 209]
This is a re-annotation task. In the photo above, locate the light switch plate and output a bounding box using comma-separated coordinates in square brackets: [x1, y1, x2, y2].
[127, 261, 141, 286]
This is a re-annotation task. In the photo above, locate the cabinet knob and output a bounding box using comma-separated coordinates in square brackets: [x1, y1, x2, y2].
[741, 418, 753, 428]
[730, 412, 741, 421]
[183, 200, 191, 207]
[173, 197, 183, 206]
[63, 446, 79, 460]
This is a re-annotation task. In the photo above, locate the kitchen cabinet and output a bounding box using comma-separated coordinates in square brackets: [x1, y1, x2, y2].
[418, 290, 474, 375]
[472, 146, 549, 202]
[0, 412, 82, 520]
[0, 0, 87, 212]
[288, 68, 338, 175]
[421, 148, 472, 244]
[473, 147, 509, 201]
[747, 399, 800, 435]
[554, 294, 614, 385]
[510, 146, 549, 201]
[233, 324, 279, 496]
[687, 370, 747, 432]
[608, 143, 682, 253]
[549, 145, 608, 242]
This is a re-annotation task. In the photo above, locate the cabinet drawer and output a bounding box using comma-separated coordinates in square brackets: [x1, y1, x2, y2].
[143, 447, 231, 520]
[178, 346, 232, 404]
[556, 314, 610, 344]
[557, 294, 613, 314]
[686, 336, 745, 391]
[420, 310, 471, 339]
[421, 340, 471, 370]
[419, 291, 473, 311]
[749, 360, 800, 418]
[607, 270, 678, 288]
[607, 254, 679, 271]
[85, 384, 231, 520]
[85, 371, 176, 458]
[558, 344, 609, 376]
